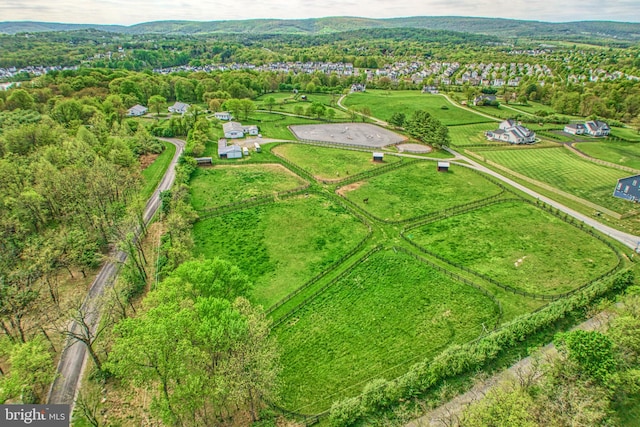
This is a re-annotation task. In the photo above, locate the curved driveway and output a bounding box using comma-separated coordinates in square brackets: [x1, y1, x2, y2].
[448, 147, 640, 251]
[47, 138, 185, 406]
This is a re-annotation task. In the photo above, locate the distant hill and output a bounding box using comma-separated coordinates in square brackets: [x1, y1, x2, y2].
[1, 16, 639, 41]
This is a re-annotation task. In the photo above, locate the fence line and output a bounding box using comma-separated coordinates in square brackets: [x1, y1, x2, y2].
[401, 198, 623, 301]
[271, 246, 383, 329]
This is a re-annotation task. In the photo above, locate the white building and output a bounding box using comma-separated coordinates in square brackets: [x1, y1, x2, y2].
[168, 102, 190, 114]
[217, 139, 242, 159]
[486, 119, 536, 144]
[223, 122, 245, 139]
[214, 111, 233, 121]
[127, 104, 148, 117]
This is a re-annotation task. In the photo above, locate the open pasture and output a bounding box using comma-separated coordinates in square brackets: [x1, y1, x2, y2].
[189, 163, 307, 210]
[339, 161, 503, 222]
[342, 90, 494, 125]
[191, 194, 370, 308]
[407, 200, 619, 295]
[272, 143, 401, 180]
[289, 122, 405, 147]
[575, 141, 640, 171]
[448, 122, 503, 146]
[274, 248, 500, 413]
[480, 147, 632, 214]
[610, 126, 640, 142]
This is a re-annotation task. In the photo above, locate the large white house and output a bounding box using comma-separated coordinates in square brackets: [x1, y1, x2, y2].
[564, 123, 586, 135]
[486, 119, 536, 144]
[584, 120, 611, 137]
[564, 120, 610, 137]
[223, 121, 259, 139]
[168, 102, 190, 115]
[127, 104, 148, 117]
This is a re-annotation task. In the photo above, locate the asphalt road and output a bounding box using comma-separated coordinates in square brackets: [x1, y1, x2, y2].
[47, 138, 185, 406]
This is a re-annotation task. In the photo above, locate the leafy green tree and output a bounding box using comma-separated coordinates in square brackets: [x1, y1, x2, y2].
[404, 110, 450, 148]
[389, 112, 406, 127]
[555, 330, 617, 384]
[240, 99, 256, 120]
[264, 96, 276, 112]
[0, 338, 54, 403]
[148, 95, 166, 117]
[6, 89, 34, 111]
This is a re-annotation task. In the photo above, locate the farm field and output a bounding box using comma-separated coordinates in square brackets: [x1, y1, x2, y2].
[256, 92, 349, 119]
[479, 147, 632, 214]
[272, 143, 402, 180]
[274, 248, 500, 413]
[575, 141, 640, 170]
[191, 194, 370, 308]
[407, 200, 619, 295]
[610, 126, 640, 142]
[469, 104, 516, 120]
[343, 90, 494, 125]
[339, 161, 503, 222]
[448, 123, 503, 146]
[189, 163, 307, 210]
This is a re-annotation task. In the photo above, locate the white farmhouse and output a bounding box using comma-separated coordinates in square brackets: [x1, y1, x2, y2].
[127, 104, 148, 117]
[214, 111, 233, 121]
[486, 119, 536, 144]
[223, 122, 245, 139]
[218, 139, 242, 159]
[168, 102, 190, 115]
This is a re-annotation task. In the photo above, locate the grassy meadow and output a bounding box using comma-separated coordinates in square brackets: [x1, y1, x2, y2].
[274, 248, 500, 413]
[343, 90, 494, 125]
[575, 141, 640, 170]
[272, 143, 401, 180]
[140, 142, 176, 199]
[189, 163, 307, 210]
[407, 200, 619, 295]
[191, 194, 370, 308]
[480, 147, 632, 213]
[340, 161, 503, 222]
[448, 123, 503, 146]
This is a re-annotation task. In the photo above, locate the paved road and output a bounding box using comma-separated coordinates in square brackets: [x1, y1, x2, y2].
[47, 138, 185, 406]
[449, 147, 640, 251]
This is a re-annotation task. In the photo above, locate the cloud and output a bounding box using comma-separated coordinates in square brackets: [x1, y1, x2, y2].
[1, 0, 639, 25]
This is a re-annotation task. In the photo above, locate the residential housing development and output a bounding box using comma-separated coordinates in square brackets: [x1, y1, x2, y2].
[486, 119, 536, 144]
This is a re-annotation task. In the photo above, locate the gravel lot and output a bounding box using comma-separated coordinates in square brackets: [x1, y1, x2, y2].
[289, 123, 405, 148]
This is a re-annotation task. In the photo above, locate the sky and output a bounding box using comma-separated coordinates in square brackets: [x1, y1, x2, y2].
[1, 0, 639, 25]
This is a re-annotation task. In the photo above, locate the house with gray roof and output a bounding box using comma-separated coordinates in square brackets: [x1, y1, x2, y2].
[613, 174, 640, 202]
[564, 123, 586, 135]
[127, 104, 148, 117]
[486, 119, 536, 144]
[168, 102, 190, 115]
[217, 138, 242, 159]
[584, 120, 610, 137]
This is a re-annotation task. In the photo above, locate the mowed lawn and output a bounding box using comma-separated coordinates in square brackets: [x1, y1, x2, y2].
[190, 163, 307, 210]
[448, 123, 502, 146]
[342, 90, 494, 125]
[275, 249, 500, 413]
[272, 143, 401, 180]
[340, 161, 503, 222]
[192, 194, 370, 308]
[480, 147, 632, 213]
[408, 200, 619, 295]
[576, 141, 640, 171]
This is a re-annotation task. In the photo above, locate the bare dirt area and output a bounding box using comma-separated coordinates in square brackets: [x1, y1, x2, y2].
[139, 153, 160, 169]
[336, 181, 364, 196]
[289, 123, 406, 148]
[397, 143, 433, 154]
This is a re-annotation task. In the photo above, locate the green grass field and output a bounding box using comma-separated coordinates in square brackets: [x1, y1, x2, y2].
[575, 141, 640, 170]
[255, 92, 349, 119]
[448, 123, 502, 146]
[340, 161, 503, 222]
[610, 127, 640, 142]
[189, 164, 307, 210]
[275, 248, 500, 413]
[272, 144, 402, 180]
[480, 147, 632, 214]
[192, 194, 370, 308]
[140, 142, 176, 200]
[407, 200, 618, 295]
[469, 105, 516, 120]
[343, 90, 494, 126]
